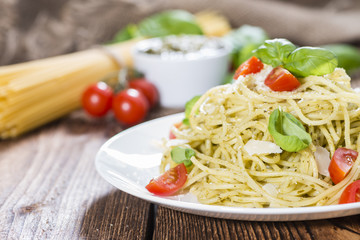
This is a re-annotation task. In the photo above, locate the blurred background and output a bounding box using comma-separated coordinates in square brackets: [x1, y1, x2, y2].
[1, 0, 360, 65]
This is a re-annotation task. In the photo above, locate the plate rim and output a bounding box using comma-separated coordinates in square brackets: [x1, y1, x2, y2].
[95, 113, 360, 221]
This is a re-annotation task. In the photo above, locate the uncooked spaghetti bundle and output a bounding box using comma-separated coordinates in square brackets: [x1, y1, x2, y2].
[0, 39, 138, 138]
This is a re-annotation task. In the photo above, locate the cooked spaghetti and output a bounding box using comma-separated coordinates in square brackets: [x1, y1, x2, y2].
[160, 65, 360, 208]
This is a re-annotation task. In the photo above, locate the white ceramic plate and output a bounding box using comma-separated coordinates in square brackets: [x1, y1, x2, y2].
[95, 113, 360, 221]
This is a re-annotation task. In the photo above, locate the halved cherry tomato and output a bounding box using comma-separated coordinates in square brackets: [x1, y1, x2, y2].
[233, 56, 264, 79]
[82, 82, 113, 117]
[265, 67, 300, 91]
[329, 148, 358, 184]
[339, 180, 360, 204]
[112, 88, 149, 126]
[128, 78, 159, 108]
[145, 163, 187, 196]
[169, 122, 182, 139]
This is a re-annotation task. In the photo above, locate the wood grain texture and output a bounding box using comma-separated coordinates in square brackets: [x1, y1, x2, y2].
[153, 207, 360, 240]
[0, 110, 157, 239]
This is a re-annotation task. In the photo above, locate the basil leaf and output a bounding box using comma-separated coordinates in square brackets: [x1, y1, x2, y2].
[183, 95, 201, 126]
[171, 146, 195, 167]
[254, 38, 296, 67]
[281, 111, 304, 130]
[284, 47, 338, 77]
[268, 109, 311, 152]
[282, 112, 312, 145]
[138, 10, 202, 37]
[322, 44, 360, 75]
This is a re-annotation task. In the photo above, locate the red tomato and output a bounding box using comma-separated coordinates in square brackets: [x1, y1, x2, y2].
[82, 82, 113, 117]
[145, 163, 187, 196]
[329, 148, 358, 184]
[339, 180, 360, 204]
[128, 78, 159, 108]
[169, 122, 182, 139]
[265, 67, 300, 91]
[233, 56, 264, 79]
[112, 88, 149, 126]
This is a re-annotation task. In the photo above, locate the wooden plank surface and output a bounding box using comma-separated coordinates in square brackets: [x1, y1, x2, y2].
[0, 111, 157, 239]
[154, 207, 360, 240]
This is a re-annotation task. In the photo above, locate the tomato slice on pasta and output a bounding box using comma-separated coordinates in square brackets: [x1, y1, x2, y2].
[169, 122, 182, 139]
[329, 148, 358, 184]
[146, 163, 187, 196]
[339, 180, 360, 204]
[264, 67, 300, 91]
[233, 56, 264, 79]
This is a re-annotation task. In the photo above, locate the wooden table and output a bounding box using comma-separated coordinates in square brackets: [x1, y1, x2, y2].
[1, 105, 360, 240]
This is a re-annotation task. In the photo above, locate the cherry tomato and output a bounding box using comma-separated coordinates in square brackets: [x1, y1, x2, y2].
[145, 163, 187, 196]
[339, 180, 360, 204]
[169, 122, 182, 139]
[82, 82, 113, 117]
[128, 78, 159, 108]
[233, 56, 264, 79]
[329, 148, 358, 184]
[112, 88, 149, 126]
[264, 67, 300, 91]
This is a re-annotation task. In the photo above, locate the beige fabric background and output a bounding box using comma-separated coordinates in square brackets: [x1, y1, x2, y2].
[1, 0, 359, 65]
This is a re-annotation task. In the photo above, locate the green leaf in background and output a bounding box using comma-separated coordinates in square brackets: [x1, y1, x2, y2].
[224, 25, 268, 52]
[222, 73, 235, 84]
[268, 109, 312, 152]
[183, 95, 201, 126]
[112, 24, 141, 43]
[254, 38, 296, 67]
[222, 25, 268, 67]
[284, 47, 338, 77]
[321, 44, 360, 75]
[137, 10, 203, 37]
[111, 10, 203, 43]
[237, 43, 262, 65]
[171, 146, 195, 167]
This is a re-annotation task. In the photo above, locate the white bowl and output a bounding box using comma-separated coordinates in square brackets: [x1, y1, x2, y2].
[132, 35, 231, 108]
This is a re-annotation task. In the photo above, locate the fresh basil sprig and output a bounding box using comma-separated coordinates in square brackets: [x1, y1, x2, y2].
[254, 38, 338, 77]
[254, 38, 296, 67]
[183, 95, 201, 126]
[268, 109, 312, 152]
[171, 146, 195, 167]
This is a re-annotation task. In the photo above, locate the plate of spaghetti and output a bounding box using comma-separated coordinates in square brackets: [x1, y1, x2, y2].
[95, 39, 360, 221]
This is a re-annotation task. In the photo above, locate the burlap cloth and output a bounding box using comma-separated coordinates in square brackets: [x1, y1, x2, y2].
[1, 0, 360, 65]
